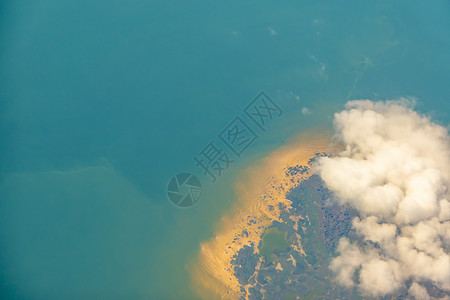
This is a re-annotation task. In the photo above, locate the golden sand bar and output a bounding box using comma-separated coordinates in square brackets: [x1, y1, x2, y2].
[190, 132, 334, 299]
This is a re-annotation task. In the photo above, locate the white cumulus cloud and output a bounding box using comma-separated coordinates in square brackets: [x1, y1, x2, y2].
[302, 107, 311, 115]
[316, 99, 450, 298]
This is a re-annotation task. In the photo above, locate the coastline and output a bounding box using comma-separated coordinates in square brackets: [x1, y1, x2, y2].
[189, 131, 335, 299]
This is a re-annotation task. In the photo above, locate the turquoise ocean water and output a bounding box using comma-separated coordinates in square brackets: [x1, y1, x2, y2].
[0, 1, 449, 299]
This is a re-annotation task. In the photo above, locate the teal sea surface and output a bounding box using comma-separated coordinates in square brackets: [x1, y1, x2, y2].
[0, 1, 449, 299]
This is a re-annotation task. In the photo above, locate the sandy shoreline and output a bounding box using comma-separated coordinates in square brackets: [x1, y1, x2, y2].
[189, 131, 335, 299]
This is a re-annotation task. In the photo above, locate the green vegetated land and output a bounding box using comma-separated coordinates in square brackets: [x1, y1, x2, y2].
[260, 227, 290, 264]
[231, 173, 360, 299]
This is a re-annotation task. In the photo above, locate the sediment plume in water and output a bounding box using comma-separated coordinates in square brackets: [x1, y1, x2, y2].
[190, 131, 336, 299]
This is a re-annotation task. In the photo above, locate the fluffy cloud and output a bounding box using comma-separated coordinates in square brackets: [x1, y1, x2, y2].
[316, 100, 450, 299]
[409, 282, 431, 300]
